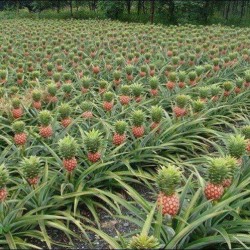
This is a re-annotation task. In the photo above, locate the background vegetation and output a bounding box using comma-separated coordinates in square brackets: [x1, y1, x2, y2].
[0, 0, 250, 26]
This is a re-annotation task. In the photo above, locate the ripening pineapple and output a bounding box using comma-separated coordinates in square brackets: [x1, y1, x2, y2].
[132, 83, 143, 102]
[47, 82, 58, 103]
[188, 71, 197, 86]
[226, 134, 246, 164]
[149, 77, 159, 96]
[223, 81, 233, 97]
[198, 87, 210, 102]
[84, 129, 102, 163]
[204, 157, 229, 200]
[242, 125, 250, 153]
[156, 165, 181, 216]
[150, 106, 163, 131]
[21, 156, 42, 185]
[173, 95, 189, 118]
[0, 164, 9, 202]
[113, 70, 121, 85]
[12, 121, 27, 146]
[119, 85, 131, 105]
[58, 136, 78, 172]
[222, 156, 238, 188]
[32, 90, 42, 110]
[127, 234, 160, 249]
[99, 80, 108, 94]
[166, 72, 176, 90]
[140, 65, 148, 77]
[113, 121, 127, 146]
[178, 71, 186, 88]
[81, 76, 91, 93]
[81, 101, 93, 119]
[103, 91, 114, 111]
[131, 110, 145, 138]
[38, 110, 53, 138]
[210, 86, 221, 102]
[235, 78, 244, 94]
[11, 98, 23, 119]
[58, 103, 72, 128]
[192, 100, 205, 114]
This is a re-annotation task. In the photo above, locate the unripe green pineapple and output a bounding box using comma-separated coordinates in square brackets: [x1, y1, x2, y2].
[103, 91, 114, 102]
[208, 157, 229, 184]
[58, 136, 78, 159]
[176, 94, 189, 108]
[0, 164, 9, 189]
[192, 100, 205, 113]
[242, 125, 250, 139]
[132, 110, 145, 127]
[38, 110, 52, 126]
[32, 90, 42, 101]
[127, 234, 160, 249]
[149, 77, 158, 89]
[226, 134, 246, 159]
[151, 106, 163, 123]
[84, 129, 102, 153]
[132, 83, 143, 97]
[22, 156, 42, 180]
[121, 85, 131, 95]
[47, 83, 57, 96]
[223, 81, 233, 91]
[12, 121, 25, 133]
[58, 103, 72, 119]
[115, 120, 127, 135]
[12, 98, 21, 108]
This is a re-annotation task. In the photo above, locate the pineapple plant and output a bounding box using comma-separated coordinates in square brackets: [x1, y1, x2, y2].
[192, 100, 205, 114]
[58, 136, 78, 172]
[178, 71, 186, 88]
[223, 81, 233, 97]
[150, 106, 163, 131]
[113, 120, 127, 146]
[21, 156, 42, 185]
[234, 78, 243, 94]
[81, 76, 91, 93]
[131, 110, 145, 138]
[128, 234, 160, 249]
[63, 73, 72, 84]
[12, 121, 27, 146]
[84, 129, 102, 163]
[211, 86, 221, 101]
[188, 71, 197, 86]
[11, 98, 23, 119]
[99, 80, 108, 94]
[242, 125, 250, 153]
[38, 110, 53, 138]
[149, 77, 159, 96]
[16, 73, 24, 85]
[173, 95, 189, 118]
[32, 89, 42, 110]
[81, 101, 93, 119]
[139, 65, 148, 77]
[0, 164, 9, 202]
[222, 156, 238, 188]
[125, 65, 134, 81]
[132, 83, 143, 102]
[47, 62, 53, 76]
[204, 157, 229, 200]
[198, 86, 210, 102]
[92, 61, 100, 74]
[119, 85, 131, 105]
[149, 64, 155, 76]
[0, 70, 7, 84]
[113, 70, 122, 85]
[166, 72, 176, 90]
[213, 58, 220, 71]
[62, 83, 73, 98]
[47, 82, 58, 103]
[156, 165, 181, 216]
[244, 70, 250, 87]
[103, 91, 114, 111]
[58, 103, 72, 128]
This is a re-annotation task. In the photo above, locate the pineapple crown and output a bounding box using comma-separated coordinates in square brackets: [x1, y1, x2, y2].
[128, 234, 160, 249]
[151, 106, 163, 123]
[12, 98, 21, 108]
[99, 80, 108, 89]
[242, 125, 250, 139]
[115, 120, 127, 135]
[10, 86, 18, 95]
[125, 65, 133, 74]
[121, 85, 131, 95]
[58, 103, 72, 119]
[223, 81, 233, 91]
[0, 164, 9, 189]
[149, 77, 158, 89]
[235, 78, 243, 88]
[32, 90, 42, 101]
[47, 83, 57, 96]
[82, 76, 91, 88]
[84, 129, 102, 153]
[156, 165, 181, 195]
[188, 71, 197, 81]
[17, 73, 23, 80]
[213, 58, 220, 66]
[62, 84, 72, 93]
[113, 70, 121, 80]
[32, 71, 40, 79]
[199, 87, 210, 98]
[132, 110, 145, 127]
[169, 72, 177, 82]
[132, 83, 143, 97]
[211, 86, 220, 96]
[47, 63, 53, 71]
[53, 73, 61, 82]
[12, 121, 25, 133]
[192, 100, 205, 112]
[58, 136, 78, 159]
[245, 71, 250, 82]
[224, 155, 238, 176]
[81, 101, 92, 112]
[21, 156, 42, 180]
[140, 65, 148, 73]
[172, 56, 179, 64]
[0, 70, 7, 79]
[226, 134, 246, 159]
[63, 73, 71, 81]
[176, 94, 189, 108]
[103, 91, 114, 102]
[207, 157, 229, 184]
[195, 66, 204, 76]
[178, 71, 186, 82]
[38, 110, 52, 126]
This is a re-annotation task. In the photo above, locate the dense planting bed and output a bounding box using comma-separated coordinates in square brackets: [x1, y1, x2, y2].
[0, 19, 250, 249]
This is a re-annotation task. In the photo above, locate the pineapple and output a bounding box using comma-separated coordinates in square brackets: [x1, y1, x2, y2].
[11, 98, 23, 119]
[222, 156, 238, 188]
[81, 76, 91, 93]
[210, 86, 221, 101]
[0, 164, 9, 202]
[62, 83, 73, 98]
[103, 91, 114, 111]
[192, 100, 205, 114]
[81, 101, 93, 119]
[12, 121, 27, 146]
[140, 65, 148, 77]
[223, 81, 233, 97]
[198, 87, 210, 102]
[58, 136, 78, 172]
[47, 82, 58, 103]
[128, 234, 160, 249]
[178, 71, 186, 88]
[204, 157, 229, 200]
[113, 120, 127, 146]
[188, 71, 197, 86]
[242, 125, 250, 153]
[84, 129, 102, 163]
[22, 156, 42, 185]
[38, 110, 53, 138]
[131, 110, 145, 138]
[132, 83, 143, 102]
[235, 78, 243, 94]
[125, 65, 134, 81]
[166, 72, 176, 90]
[32, 90, 42, 110]
[150, 106, 163, 131]
[119, 85, 131, 105]
[113, 70, 121, 85]
[58, 103, 72, 128]
[149, 77, 159, 96]
[99, 80, 108, 94]
[173, 95, 189, 117]
[156, 165, 181, 216]
[63, 73, 72, 83]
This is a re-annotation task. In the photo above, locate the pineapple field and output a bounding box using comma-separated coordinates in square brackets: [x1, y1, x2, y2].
[0, 18, 250, 249]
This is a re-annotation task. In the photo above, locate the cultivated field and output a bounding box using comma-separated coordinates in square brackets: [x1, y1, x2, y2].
[0, 19, 250, 249]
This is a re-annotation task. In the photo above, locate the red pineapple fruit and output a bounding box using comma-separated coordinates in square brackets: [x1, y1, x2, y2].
[59, 136, 78, 172]
[119, 85, 131, 105]
[103, 91, 114, 111]
[32, 90, 42, 110]
[84, 129, 102, 163]
[139, 65, 148, 77]
[244, 71, 250, 88]
[178, 71, 186, 88]
[242, 126, 250, 153]
[173, 95, 189, 118]
[150, 106, 163, 132]
[204, 157, 229, 200]
[0, 164, 9, 202]
[12, 121, 27, 146]
[58, 103, 72, 128]
[38, 110, 53, 138]
[81, 101, 93, 119]
[149, 77, 159, 96]
[166, 72, 176, 90]
[131, 110, 145, 138]
[156, 165, 181, 216]
[11, 98, 23, 119]
[113, 121, 127, 146]
[234, 78, 243, 94]
[22, 156, 42, 185]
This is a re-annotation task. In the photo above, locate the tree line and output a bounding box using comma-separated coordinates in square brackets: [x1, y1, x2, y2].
[1, 0, 250, 24]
